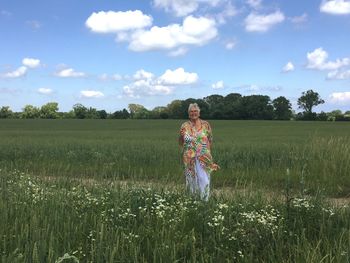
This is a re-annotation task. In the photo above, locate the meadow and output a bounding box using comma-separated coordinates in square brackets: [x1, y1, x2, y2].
[1, 119, 350, 262]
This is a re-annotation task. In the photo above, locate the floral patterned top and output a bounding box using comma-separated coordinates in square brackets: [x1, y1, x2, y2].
[179, 119, 217, 177]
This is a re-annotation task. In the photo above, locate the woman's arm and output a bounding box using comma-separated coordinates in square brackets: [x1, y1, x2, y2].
[179, 126, 185, 146]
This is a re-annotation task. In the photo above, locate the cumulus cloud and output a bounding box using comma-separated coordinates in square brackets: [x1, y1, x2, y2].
[86, 11, 218, 54]
[22, 58, 41, 68]
[244, 11, 285, 32]
[80, 90, 104, 98]
[246, 0, 262, 9]
[327, 69, 350, 79]
[320, 0, 350, 15]
[306, 47, 350, 70]
[126, 16, 217, 51]
[329, 92, 350, 103]
[212, 80, 224, 89]
[55, 68, 86, 78]
[133, 69, 155, 80]
[123, 81, 173, 98]
[123, 68, 198, 98]
[153, 0, 223, 17]
[38, 88, 53, 95]
[127, 16, 217, 52]
[215, 2, 238, 24]
[282, 62, 295, 72]
[86, 10, 152, 33]
[158, 68, 198, 85]
[1, 66, 27, 78]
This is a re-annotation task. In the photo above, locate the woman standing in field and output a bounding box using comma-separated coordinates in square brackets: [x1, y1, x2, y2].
[179, 103, 219, 200]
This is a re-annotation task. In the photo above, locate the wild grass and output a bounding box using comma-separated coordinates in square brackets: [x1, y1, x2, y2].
[0, 119, 350, 196]
[1, 119, 350, 262]
[1, 169, 349, 262]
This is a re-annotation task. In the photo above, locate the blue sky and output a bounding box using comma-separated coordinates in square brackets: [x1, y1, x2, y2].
[1, 0, 350, 113]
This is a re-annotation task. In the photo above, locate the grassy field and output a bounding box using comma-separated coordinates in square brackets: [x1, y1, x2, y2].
[1, 119, 350, 195]
[1, 119, 350, 262]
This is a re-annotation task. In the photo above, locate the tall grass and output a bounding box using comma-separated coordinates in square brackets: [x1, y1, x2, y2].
[1, 170, 349, 262]
[1, 119, 350, 196]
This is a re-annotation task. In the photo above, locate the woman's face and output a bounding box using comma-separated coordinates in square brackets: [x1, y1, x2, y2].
[189, 107, 200, 121]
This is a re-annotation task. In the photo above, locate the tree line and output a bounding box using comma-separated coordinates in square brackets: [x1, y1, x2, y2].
[1, 89, 349, 121]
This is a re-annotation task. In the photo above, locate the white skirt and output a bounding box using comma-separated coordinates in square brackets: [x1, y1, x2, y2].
[186, 158, 210, 201]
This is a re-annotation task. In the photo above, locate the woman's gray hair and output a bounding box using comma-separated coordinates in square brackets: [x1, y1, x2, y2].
[188, 103, 200, 113]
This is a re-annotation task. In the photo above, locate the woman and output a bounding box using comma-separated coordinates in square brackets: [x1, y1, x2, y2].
[179, 103, 219, 200]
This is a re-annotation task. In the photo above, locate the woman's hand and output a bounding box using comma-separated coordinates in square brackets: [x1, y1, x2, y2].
[180, 127, 186, 137]
[212, 163, 220, 171]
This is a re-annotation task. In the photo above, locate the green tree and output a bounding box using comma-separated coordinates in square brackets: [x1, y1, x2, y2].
[223, 93, 242, 119]
[0, 106, 13, 118]
[22, 105, 40, 119]
[40, 102, 59, 119]
[204, 95, 224, 119]
[240, 95, 274, 120]
[73, 103, 88, 119]
[166, 100, 183, 119]
[97, 110, 108, 119]
[112, 109, 130, 119]
[128, 104, 149, 119]
[150, 106, 168, 119]
[85, 107, 99, 119]
[272, 96, 292, 120]
[297, 89, 325, 114]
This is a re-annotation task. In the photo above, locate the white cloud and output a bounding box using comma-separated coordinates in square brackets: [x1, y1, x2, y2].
[246, 0, 262, 9]
[215, 2, 238, 24]
[127, 16, 217, 52]
[98, 73, 122, 81]
[86, 10, 153, 33]
[225, 41, 236, 50]
[133, 69, 155, 80]
[245, 11, 285, 32]
[158, 67, 198, 85]
[112, 74, 122, 80]
[327, 69, 350, 79]
[1, 66, 27, 78]
[123, 82, 173, 98]
[123, 69, 171, 98]
[282, 62, 295, 72]
[55, 68, 86, 78]
[329, 92, 350, 103]
[168, 47, 188, 57]
[320, 0, 350, 15]
[22, 58, 41, 68]
[306, 47, 350, 70]
[289, 13, 308, 24]
[123, 68, 198, 97]
[212, 80, 224, 89]
[38, 88, 53, 95]
[153, 0, 223, 17]
[80, 90, 104, 98]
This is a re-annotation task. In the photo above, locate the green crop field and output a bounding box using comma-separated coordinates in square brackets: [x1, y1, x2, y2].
[1, 119, 350, 195]
[1, 119, 350, 262]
